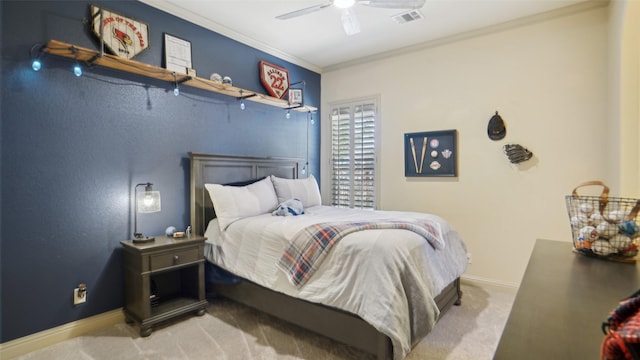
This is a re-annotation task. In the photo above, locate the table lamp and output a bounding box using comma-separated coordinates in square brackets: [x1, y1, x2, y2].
[133, 182, 161, 243]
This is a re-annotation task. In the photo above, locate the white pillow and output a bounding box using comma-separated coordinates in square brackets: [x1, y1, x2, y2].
[205, 177, 278, 230]
[271, 174, 321, 207]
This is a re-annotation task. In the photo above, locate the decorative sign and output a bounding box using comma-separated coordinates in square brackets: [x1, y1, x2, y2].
[404, 129, 457, 177]
[90, 5, 150, 60]
[259, 61, 289, 99]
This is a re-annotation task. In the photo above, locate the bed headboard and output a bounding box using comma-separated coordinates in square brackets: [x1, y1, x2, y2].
[189, 152, 302, 236]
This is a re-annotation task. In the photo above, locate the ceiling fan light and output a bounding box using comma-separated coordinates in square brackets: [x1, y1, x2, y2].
[334, 0, 356, 9]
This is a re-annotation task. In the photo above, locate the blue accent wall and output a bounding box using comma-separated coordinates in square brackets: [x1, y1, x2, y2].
[1, 0, 320, 343]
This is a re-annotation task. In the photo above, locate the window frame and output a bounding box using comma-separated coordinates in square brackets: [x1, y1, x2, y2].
[328, 96, 380, 209]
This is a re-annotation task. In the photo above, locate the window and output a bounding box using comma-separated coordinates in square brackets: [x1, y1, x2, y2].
[330, 98, 378, 209]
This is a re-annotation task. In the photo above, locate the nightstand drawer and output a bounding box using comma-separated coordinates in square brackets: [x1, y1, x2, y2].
[150, 247, 199, 271]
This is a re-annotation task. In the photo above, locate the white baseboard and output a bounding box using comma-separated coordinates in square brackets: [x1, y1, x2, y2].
[461, 274, 520, 295]
[0, 308, 124, 359]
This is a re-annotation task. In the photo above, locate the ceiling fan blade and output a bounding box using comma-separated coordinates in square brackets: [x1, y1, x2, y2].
[341, 8, 360, 35]
[276, 2, 333, 20]
[358, 0, 425, 9]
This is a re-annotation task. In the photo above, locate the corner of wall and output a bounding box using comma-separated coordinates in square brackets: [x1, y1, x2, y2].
[612, 0, 640, 196]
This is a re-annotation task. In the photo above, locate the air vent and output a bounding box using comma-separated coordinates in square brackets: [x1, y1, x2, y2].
[392, 9, 424, 24]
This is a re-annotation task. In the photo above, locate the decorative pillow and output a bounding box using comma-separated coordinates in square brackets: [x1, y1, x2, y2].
[205, 176, 278, 230]
[271, 174, 321, 207]
[272, 198, 305, 216]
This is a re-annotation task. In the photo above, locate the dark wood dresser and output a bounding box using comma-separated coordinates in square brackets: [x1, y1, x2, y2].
[494, 239, 639, 359]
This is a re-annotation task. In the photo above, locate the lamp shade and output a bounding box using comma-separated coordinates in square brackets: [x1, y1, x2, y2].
[136, 190, 161, 213]
[133, 182, 161, 243]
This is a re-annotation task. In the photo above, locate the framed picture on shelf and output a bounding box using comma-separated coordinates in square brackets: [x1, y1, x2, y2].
[163, 33, 192, 74]
[288, 88, 303, 106]
[404, 129, 457, 177]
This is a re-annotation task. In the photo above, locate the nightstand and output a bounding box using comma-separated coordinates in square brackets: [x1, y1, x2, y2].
[120, 235, 208, 337]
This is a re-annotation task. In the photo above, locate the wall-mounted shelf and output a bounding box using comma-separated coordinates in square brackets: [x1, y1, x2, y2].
[42, 40, 317, 113]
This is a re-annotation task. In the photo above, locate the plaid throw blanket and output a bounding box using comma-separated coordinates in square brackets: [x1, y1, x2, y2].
[278, 220, 444, 287]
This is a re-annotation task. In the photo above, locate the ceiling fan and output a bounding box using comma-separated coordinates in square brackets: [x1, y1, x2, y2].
[276, 0, 426, 35]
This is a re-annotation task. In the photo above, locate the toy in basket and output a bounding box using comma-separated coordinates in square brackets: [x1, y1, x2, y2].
[565, 181, 640, 262]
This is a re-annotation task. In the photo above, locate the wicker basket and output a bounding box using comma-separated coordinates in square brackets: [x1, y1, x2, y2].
[565, 181, 640, 262]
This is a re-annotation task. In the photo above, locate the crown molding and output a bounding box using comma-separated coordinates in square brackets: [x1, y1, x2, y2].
[323, 0, 610, 72]
[138, 0, 322, 74]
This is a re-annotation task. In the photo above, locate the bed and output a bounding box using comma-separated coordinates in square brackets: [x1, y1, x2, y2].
[189, 152, 467, 360]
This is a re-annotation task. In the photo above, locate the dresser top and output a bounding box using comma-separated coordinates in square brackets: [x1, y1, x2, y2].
[494, 239, 639, 359]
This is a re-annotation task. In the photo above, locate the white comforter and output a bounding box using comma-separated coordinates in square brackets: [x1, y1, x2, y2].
[204, 205, 468, 359]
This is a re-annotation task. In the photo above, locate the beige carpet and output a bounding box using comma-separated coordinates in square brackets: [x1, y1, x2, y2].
[15, 283, 514, 360]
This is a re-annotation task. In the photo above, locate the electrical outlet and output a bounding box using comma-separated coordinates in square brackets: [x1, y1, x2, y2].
[467, 253, 472, 264]
[74, 286, 87, 305]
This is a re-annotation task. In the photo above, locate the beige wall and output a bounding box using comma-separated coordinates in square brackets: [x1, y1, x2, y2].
[321, 4, 616, 286]
[610, 0, 639, 196]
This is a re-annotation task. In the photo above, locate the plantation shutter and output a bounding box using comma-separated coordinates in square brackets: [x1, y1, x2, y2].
[330, 99, 377, 209]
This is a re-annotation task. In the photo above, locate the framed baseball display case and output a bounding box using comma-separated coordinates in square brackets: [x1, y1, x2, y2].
[404, 129, 457, 177]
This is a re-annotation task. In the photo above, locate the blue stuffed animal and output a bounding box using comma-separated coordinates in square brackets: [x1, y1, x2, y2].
[272, 198, 305, 216]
